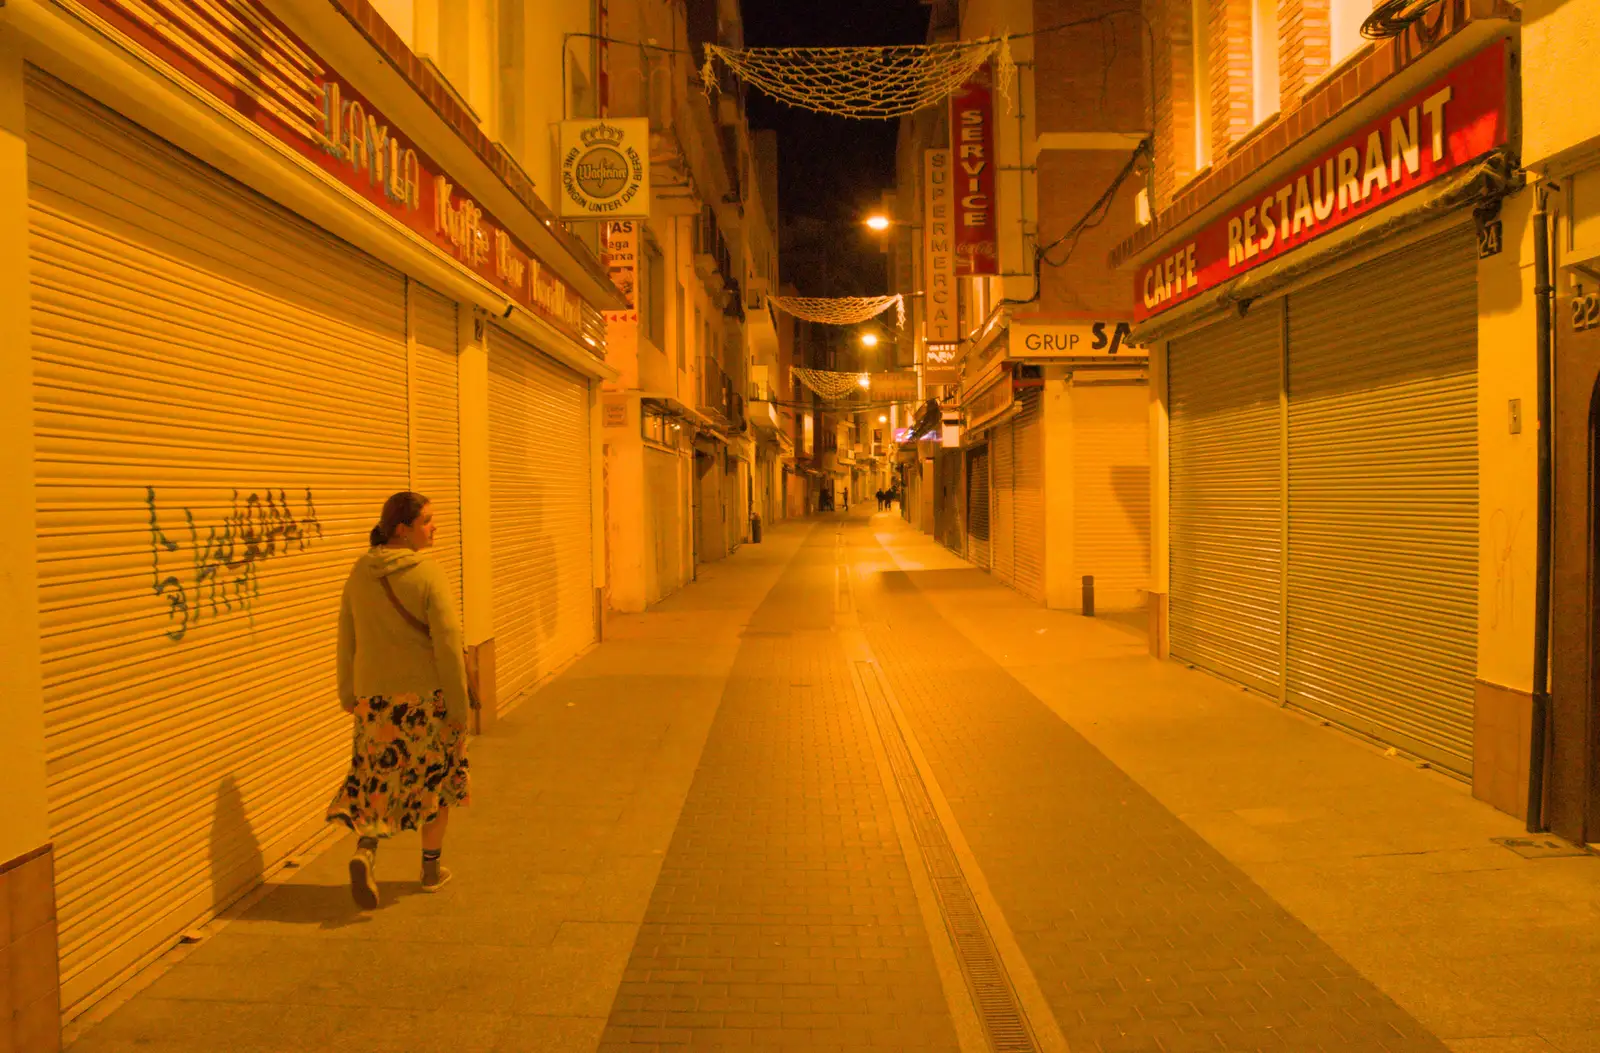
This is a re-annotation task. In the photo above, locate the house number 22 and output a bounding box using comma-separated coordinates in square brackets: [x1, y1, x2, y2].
[1573, 293, 1600, 332]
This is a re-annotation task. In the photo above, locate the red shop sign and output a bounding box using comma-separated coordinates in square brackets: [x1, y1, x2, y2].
[1134, 40, 1508, 322]
[950, 62, 999, 277]
[73, 0, 595, 347]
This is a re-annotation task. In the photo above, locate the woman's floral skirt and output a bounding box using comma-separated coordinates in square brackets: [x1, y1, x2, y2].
[326, 691, 470, 837]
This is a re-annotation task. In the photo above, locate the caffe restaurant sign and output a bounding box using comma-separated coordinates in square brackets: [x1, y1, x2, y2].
[68, 0, 596, 348]
[1134, 41, 1507, 322]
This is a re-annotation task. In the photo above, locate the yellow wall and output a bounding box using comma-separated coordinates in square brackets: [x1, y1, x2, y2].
[457, 307, 495, 647]
[0, 26, 51, 864]
[1522, 0, 1600, 171]
[1476, 190, 1540, 693]
[1042, 368, 1076, 608]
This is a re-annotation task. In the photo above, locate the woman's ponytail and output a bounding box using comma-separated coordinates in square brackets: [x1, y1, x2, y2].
[371, 491, 429, 548]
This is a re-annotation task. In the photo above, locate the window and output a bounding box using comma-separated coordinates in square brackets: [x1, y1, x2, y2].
[1329, 0, 1370, 68]
[676, 283, 687, 373]
[497, 0, 524, 155]
[1191, 0, 1214, 171]
[569, 54, 596, 120]
[1252, 0, 1281, 125]
[642, 233, 665, 350]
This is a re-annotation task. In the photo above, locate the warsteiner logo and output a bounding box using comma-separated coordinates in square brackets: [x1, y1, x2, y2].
[560, 119, 648, 218]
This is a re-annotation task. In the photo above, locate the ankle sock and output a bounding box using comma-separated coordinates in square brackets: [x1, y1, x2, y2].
[422, 848, 442, 865]
[357, 836, 379, 854]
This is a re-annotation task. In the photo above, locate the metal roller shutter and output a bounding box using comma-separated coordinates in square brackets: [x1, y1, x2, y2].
[991, 421, 1016, 587]
[409, 283, 462, 610]
[1072, 382, 1151, 611]
[488, 325, 595, 708]
[967, 446, 991, 568]
[1012, 391, 1046, 602]
[1168, 305, 1284, 696]
[1285, 225, 1478, 774]
[644, 447, 683, 606]
[26, 72, 408, 1016]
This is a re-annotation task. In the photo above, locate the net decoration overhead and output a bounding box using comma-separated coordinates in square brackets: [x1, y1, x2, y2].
[793, 368, 873, 400]
[701, 37, 1015, 120]
[770, 294, 906, 328]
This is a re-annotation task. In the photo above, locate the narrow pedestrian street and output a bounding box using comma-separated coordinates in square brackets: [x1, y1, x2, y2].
[61, 514, 1600, 1053]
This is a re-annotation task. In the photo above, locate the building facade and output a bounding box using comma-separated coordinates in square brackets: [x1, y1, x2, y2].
[590, 0, 784, 615]
[890, 0, 1154, 614]
[0, 0, 626, 1041]
[1119, 0, 1526, 811]
[1523, 0, 1600, 844]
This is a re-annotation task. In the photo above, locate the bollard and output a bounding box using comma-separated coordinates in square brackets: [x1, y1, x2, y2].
[1082, 575, 1095, 617]
[750, 515, 762, 544]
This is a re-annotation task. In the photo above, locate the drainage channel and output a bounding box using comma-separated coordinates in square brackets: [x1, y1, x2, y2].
[855, 660, 1041, 1053]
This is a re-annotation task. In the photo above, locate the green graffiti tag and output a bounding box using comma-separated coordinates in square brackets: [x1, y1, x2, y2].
[146, 487, 323, 641]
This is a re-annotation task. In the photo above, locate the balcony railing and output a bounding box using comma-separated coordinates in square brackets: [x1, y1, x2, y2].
[699, 356, 745, 432]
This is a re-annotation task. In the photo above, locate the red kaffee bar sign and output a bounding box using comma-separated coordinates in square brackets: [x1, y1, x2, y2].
[74, 0, 595, 347]
[1134, 40, 1508, 322]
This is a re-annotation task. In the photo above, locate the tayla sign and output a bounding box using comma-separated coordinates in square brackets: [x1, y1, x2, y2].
[559, 119, 650, 219]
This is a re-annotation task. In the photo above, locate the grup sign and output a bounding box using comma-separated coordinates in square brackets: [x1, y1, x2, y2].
[559, 119, 650, 219]
[1010, 314, 1145, 358]
[1133, 41, 1507, 321]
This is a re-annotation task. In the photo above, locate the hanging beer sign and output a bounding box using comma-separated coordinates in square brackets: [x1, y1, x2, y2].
[559, 118, 650, 219]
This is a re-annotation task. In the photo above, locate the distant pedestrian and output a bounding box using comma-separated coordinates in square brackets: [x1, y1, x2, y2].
[327, 491, 472, 909]
[875, 488, 886, 511]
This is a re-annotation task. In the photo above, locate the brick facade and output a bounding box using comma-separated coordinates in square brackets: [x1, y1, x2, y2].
[1146, 0, 1200, 211]
[1036, 153, 1146, 312]
[1033, 0, 1149, 134]
[1030, 0, 1150, 313]
[1113, 0, 1514, 267]
[1210, 0, 1255, 157]
[1279, 0, 1334, 109]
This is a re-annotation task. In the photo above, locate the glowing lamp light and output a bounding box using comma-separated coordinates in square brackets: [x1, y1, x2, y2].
[860, 332, 880, 348]
[878, 414, 888, 423]
[857, 374, 871, 389]
[864, 214, 891, 232]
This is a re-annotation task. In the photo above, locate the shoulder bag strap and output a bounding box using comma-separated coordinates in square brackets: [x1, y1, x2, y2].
[379, 576, 430, 638]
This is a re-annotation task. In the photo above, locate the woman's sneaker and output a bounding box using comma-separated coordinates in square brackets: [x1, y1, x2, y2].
[420, 861, 453, 892]
[348, 848, 379, 910]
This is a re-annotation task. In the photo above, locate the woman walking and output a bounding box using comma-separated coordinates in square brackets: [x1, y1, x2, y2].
[327, 491, 471, 909]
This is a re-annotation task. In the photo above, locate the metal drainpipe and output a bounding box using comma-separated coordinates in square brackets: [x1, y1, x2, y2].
[1528, 182, 1554, 833]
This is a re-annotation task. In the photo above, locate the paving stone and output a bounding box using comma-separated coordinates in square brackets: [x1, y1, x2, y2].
[848, 520, 1452, 1053]
[596, 529, 960, 1049]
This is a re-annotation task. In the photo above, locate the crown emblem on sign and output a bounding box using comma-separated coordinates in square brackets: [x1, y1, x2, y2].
[580, 122, 626, 148]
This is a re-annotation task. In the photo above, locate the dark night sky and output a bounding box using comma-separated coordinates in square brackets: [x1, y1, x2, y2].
[740, 0, 930, 283]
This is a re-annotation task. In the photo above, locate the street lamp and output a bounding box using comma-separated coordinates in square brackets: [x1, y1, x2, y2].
[878, 414, 888, 423]
[857, 374, 871, 389]
[864, 214, 891, 232]
[860, 332, 880, 348]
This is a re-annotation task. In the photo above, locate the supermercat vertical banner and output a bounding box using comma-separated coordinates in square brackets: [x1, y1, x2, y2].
[949, 61, 999, 276]
[924, 149, 959, 348]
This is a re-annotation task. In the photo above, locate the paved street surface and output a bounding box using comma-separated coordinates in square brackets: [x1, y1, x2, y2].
[65, 515, 1600, 1053]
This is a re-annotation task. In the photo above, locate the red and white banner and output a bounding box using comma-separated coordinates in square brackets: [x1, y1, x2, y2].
[1134, 40, 1508, 322]
[950, 62, 999, 276]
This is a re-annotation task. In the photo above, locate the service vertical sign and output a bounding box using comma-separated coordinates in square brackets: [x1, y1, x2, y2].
[950, 62, 998, 275]
[924, 149, 958, 346]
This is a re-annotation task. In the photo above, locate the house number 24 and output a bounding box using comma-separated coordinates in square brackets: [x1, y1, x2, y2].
[1573, 293, 1600, 332]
